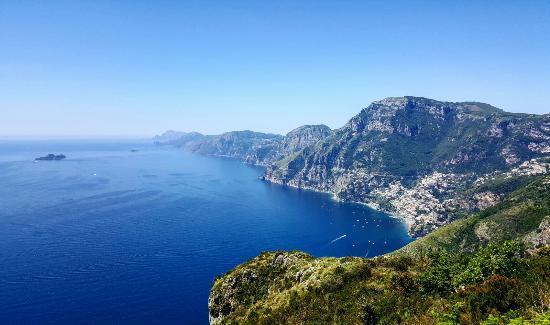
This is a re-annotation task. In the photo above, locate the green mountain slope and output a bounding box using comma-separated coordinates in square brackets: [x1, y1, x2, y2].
[264, 97, 550, 236]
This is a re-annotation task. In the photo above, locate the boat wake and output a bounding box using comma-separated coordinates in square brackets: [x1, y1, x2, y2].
[330, 234, 347, 244]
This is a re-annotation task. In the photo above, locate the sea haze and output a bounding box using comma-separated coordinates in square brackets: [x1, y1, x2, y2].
[0, 140, 412, 324]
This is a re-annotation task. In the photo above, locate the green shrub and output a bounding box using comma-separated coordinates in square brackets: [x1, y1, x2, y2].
[460, 275, 524, 320]
[391, 272, 418, 296]
[419, 250, 463, 294]
[454, 241, 525, 287]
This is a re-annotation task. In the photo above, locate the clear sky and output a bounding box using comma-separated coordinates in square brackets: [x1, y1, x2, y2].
[1, 0, 549, 137]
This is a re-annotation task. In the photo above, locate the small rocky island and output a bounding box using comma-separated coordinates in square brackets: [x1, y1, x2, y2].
[35, 154, 66, 161]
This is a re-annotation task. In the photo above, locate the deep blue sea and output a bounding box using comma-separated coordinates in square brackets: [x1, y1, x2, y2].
[0, 140, 412, 324]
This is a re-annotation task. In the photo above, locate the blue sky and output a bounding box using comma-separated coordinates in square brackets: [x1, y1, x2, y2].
[1, 0, 549, 137]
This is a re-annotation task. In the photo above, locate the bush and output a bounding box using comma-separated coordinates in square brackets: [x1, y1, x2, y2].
[460, 275, 524, 319]
[418, 250, 463, 294]
[382, 255, 414, 272]
[454, 241, 525, 287]
[391, 272, 418, 296]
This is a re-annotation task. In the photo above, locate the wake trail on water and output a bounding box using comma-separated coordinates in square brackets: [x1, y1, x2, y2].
[330, 234, 347, 244]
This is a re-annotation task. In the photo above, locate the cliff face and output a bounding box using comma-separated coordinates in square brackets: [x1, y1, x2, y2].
[155, 125, 332, 166]
[185, 131, 284, 164]
[281, 124, 333, 155]
[243, 125, 332, 165]
[264, 97, 550, 236]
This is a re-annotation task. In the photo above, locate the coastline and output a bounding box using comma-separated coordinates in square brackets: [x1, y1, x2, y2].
[164, 146, 419, 237]
[259, 172, 416, 237]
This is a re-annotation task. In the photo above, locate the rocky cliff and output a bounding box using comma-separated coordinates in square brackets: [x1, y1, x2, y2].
[263, 97, 550, 236]
[155, 125, 332, 166]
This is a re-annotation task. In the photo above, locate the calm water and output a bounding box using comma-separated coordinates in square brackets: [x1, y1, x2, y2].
[0, 140, 412, 324]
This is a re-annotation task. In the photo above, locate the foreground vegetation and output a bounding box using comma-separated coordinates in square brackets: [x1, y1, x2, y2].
[210, 247, 549, 324]
[209, 176, 550, 324]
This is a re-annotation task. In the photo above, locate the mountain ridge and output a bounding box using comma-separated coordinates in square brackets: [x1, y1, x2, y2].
[155, 96, 549, 236]
[263, 96, 549, 235]
[154, 124, 332, 166]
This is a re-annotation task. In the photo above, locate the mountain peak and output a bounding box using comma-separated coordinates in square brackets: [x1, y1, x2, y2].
[286, 124, 331, 136]
[371, 96, 503, 115]
[371, 96, 410, 107]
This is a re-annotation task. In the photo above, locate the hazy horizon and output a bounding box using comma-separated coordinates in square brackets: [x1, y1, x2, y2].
[2, 1, 550, 137]
[2, 95, 550, 139]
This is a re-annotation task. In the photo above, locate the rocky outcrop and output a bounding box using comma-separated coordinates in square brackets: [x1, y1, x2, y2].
[281, 124, 332, 155]
[523, 217, 550, 253]
[244, 125, 332, 165]
[208, 251, 316, 324]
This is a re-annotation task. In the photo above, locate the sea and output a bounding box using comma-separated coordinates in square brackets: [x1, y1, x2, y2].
[0, 139, 412, 324]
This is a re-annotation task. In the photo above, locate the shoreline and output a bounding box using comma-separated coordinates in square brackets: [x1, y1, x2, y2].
[260, 173, 417, 237]
[166, 146, 418, 237]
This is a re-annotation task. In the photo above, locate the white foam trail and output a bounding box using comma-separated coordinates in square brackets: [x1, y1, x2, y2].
[330, 234, 347, 244]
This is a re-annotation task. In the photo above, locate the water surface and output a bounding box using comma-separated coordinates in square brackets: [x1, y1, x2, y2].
[0, 140, 412, 324]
